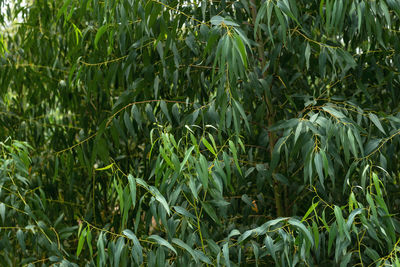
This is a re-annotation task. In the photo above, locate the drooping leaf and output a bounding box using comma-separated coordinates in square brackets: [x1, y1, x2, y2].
[94, 24, 109, 49]
[288, 219, 314, 246]
[201, 201, 221, 225]
[172, 238, 198, 263]
[369, 113, 386, 134]
[148, 235, 177, 254]
[128, 174, 136, 210]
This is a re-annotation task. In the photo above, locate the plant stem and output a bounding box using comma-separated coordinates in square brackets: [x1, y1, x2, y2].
[250, 0, 284, 217]
[194, 201, 208, 267]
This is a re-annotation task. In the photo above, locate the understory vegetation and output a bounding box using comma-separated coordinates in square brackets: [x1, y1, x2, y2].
[1, 0, 400, 266]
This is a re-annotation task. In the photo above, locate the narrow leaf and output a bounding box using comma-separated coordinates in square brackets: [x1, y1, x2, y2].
[148, 235, 177, 254]
[94, 24, 108, 49]
[201, 201, 221, 225]
[322, 106, 345, 119]
[223, 242, 231, 267]
[288, 219, 314, 246]
[314, 152, 325, 189]
[77, 228, 87, 257]
[128, 174, 136, 210]
[172, 238, 198, 263]
[369, 113, 386, 134]
[301, 201, 319, 222]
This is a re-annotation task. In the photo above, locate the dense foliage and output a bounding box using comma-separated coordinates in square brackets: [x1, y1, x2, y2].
[1, 0, 400, 265]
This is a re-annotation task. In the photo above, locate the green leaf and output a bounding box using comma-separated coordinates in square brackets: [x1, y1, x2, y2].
[229, 140, 242, 175]
[56, 0, 72, 21]
[228, 229, 241, 239]
[160, 100, 171, 123]
[210, 16, 224, 26]
[195, 250, 212, 264]
[148, 235, 177, 254]
[49, 256, 61, 262]
[264, 235, 277, 261]
[202, 138, 216, 156]
[305, 43, 311, 69]
[114, 237, 125, 267]
[131, 104, 142, 129]
[277, 0, 300, 25]
[159, 146, 174, 169]
[173, 206, 196, 220]
[312, 221, 319, 249]
[223, 242, 231, 267]
[346, 208, 362, 230]
[334, 206, 345, 238]
[172, 103, 180, 123]
[347, 128, 358, 157]
[77, 227, 87, 257]
[198, 154, 209, 190]
[234, 34, 247, 68]
[255, 217, 288, 235]
[380, 1, 391, 28]
[369, 113, 386, 134]
[365, 139, 381, 155]
[154, 75, 160, 99]
[365, 247, 380, 262]
[123, 229, 135, 240]
[273, 173, 289, 185]
[145, 104, 156, 123]
[86, 229, 93, 257]
[274, 5, 287, 43]
[95, 163, 113, 171]
[319, 48, 327, 77]
[124, 111, 135, 138]
[128, 174, 136, 210]
[124, 230, 143, 265]
[366, 193, 377, 219]
[172, 238, 198, 263]
[210, 16, 239, 27]
[238, 230, 253, 243]
[314, 152, 325, 189]
[94, 24, 109, 49]
[149, 185, 170, 216]
[337, 49, 356, 68]
[255, 2, 268, 38]
[319, 149, 329, 177]
[340, 252, 352, 267]
[180, 146, 194, 172]
[288, 218, 314, 246]
[208, 133, 218, 153]
[322, 106, 345, 119]
[233, 99, 250, 133]
[293, 122, 303, 145]
[372, 172, 382, 197]
[270, 144, 282, 172]
[16, 229, 26, 253]
[204, 28, 220, 55]
[269, 118, 299, 131]
[251, 241, 259, 263]
[301, 201, 319, 222]
[97, 232, 105, 264]
[71, 22, 82, 45]
[136, 178, 170, 215]
[189, 176, 198, 200]
[328, 223, 337, 254]
[201, 201, 221, 225]
[0, 203, 5, 223]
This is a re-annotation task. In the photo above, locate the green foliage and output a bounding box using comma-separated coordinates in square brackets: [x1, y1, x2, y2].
[0, 139, 78, 266]
[1, 0, 400, 266]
